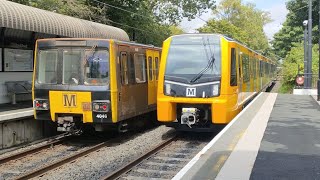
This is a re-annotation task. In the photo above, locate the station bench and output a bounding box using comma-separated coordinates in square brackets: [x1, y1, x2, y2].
[5, 81, 32, 104]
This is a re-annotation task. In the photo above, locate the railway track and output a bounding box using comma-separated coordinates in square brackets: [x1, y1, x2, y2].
[0, 133, 116, 180]
[102, 134, 213, 180]
[0, 133, 71, 164]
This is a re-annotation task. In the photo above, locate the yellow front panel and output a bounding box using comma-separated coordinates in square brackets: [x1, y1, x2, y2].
[49, 91, 93, 123]
[109, 41, 118, 123]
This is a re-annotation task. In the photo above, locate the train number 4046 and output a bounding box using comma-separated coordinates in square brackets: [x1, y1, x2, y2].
[96, 114, 108, 118]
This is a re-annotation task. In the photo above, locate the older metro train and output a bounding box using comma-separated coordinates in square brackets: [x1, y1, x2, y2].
[157, 34, 276, 131]
[32, 38, 161, 132]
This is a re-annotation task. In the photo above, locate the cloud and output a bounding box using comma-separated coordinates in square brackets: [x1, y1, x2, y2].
[263, 3, 288, 40]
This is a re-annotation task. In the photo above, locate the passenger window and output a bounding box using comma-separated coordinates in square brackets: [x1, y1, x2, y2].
[134, 54, 146, 83]
[148, 56, 153, 81]
[243, 54, 250, 83]
[155, 57, 159, 80]
[128, 54, 135, 84]
[120, 52, 128, 85]
[230, 48, 237, 86]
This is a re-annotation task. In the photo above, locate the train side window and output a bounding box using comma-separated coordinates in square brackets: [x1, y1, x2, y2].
[230, 48, 237, 86]
[134, 54, 146, 83]
[120, 52, 128, 85]
[238, 50, 242, 78]
[155, 57, 159, 81]
[243, 54, 250, 83]
[148, 56, 153, 81]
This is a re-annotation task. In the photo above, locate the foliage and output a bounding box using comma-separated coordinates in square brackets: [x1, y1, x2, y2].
[281, 43, 319, 90]
[198, 19, 250, 45]
[94, 0, 213, 45]
[198, 0, 271, 51]
[169, 26, 185, 35]
[271, 0, 320, 58]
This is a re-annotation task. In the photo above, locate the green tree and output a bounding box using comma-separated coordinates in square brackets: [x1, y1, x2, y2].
[198, 19, 250, 45]
[271, 0, 319, 58]
[281, 43, 319, 92]
[199, 0, 271, 51]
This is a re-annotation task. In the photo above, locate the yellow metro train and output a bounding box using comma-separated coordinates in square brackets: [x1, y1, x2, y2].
[32, 38, 161, 132]
[157, 34, 276, 131]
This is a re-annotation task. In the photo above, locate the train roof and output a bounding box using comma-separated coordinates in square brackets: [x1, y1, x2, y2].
[36, 38, 161, 50]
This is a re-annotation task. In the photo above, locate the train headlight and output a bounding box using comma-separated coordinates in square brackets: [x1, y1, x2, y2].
[33, 99, 49, 110]
[212, 84, 220, 96]
[165, 83, 171, 95]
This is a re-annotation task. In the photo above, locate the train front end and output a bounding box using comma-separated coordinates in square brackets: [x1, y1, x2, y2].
[33, 39, 117, 132]
[157, 34, 238, 131]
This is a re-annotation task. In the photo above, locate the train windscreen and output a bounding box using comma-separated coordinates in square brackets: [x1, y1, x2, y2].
[164, 35, 221, 83]
[36, 48, 109, 86]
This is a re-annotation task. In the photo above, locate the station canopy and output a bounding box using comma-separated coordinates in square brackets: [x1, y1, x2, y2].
[0, 0, 130, 41]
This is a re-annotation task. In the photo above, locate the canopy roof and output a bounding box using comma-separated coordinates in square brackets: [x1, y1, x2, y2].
[0, 0, 130, 41]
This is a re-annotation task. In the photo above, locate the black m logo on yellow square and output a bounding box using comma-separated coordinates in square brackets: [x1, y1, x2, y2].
[63, 94, 77, 107]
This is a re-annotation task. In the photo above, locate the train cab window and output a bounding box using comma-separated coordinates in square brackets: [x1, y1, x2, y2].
[134, 54, 146, 83]
[230, 48, 237, 86]
[155, 57, 159, 80]
[62, 50, 82, 85]
[84, 49, 109, 86]
[148, 56, 153, 81]
[37, 50, 58, 84]
[120, 52, 129, 85]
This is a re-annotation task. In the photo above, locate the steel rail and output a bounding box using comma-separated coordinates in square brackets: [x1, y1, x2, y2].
[14, 139, 113, 180]
[101, 136, 177, 180]
[0, 133, 70, 164]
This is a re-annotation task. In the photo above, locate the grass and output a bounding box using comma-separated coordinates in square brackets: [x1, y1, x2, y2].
[278, 81, 294, 94]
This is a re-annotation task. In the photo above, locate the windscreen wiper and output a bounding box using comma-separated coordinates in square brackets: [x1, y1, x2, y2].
[189, 56, 215, 83]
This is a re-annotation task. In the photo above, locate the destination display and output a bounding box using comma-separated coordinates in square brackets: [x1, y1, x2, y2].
[4, 48, 33, 71]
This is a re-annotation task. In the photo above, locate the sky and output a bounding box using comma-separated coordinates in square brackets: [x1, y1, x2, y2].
[180, 0, 289, 41]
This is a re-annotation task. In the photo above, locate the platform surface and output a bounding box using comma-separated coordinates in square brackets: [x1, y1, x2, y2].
[173, 93, 320, 180]
[0, 101, 33, 122]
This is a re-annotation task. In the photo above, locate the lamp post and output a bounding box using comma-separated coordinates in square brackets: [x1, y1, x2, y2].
[303, 20, 308, 89]
[318, 0, 320, 101]
[307, 0, 313, 89]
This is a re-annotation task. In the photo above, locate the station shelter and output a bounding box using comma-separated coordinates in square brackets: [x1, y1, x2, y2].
[0, 0, 129, 104]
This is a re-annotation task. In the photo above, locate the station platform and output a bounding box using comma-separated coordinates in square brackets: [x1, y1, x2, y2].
[173, 93, 320, 180]
[0, 101, 33, 122]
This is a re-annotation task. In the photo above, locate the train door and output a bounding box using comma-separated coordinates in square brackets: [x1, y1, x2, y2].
[146, 49, 156, 105]
[154, 51, 160, 103]
[119, 46, 133, 117]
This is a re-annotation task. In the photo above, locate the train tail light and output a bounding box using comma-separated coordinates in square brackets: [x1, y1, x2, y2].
[92, 101, 110, 112]
[33, 99, 49, 110]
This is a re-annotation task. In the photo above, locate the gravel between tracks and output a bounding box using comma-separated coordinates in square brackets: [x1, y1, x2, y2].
[35, 125, 174, 180]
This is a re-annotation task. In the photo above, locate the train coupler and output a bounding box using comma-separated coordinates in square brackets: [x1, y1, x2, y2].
[181, 108, 200, 128]
[57, 116, 76, 132]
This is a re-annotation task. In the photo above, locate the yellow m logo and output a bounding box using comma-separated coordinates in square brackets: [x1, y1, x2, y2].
[63, 94, 76, 107]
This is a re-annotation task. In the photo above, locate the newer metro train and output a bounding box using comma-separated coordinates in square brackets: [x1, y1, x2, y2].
[32, 38, 161, 132]
[157, 34, 276, 131]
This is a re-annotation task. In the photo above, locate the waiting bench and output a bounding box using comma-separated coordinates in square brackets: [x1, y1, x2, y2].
[5, 81, 32, 104]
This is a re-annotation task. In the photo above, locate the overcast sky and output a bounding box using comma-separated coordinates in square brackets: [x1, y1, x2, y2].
[180, 0, 289, 41]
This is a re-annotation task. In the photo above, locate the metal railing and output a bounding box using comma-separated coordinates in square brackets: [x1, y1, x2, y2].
[295, 74, 318, 89]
